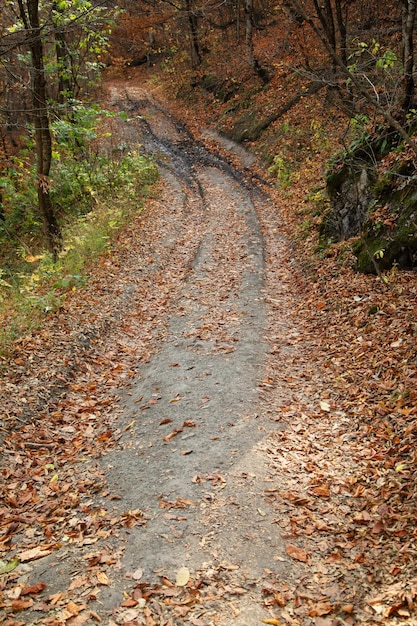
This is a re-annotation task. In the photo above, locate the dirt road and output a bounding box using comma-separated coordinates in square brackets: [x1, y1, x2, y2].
[4, 78, 413, 626]
[100, 85, 301, 621]
[1, 84, 303, 625]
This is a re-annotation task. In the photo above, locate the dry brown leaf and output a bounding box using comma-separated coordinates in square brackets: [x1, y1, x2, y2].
[11, 598, 34, 611]
[307, 601, 333, 616]
[163, 428, 183, 441]
[18, 546, 54, 562]
[65, 601, 84, 616]
[286, 544, 308, 562]
[121, 598, 139, 607]
[175, 566, 190, 587]
[311, 484, 331, 498]
[21, 582, 46, 596]
[68, 575, 89, 591]
[97, 571, 109, 585]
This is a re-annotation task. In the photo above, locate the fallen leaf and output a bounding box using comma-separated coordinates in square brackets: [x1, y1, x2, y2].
[0, 557, 20, 575]
[390, 339, 403, 348]
[21, 582, 46, 596]
[121, 598, 139, 607]
[18, 546, 54, 562]
[117, 608, 140, 622]
[308, 602, 333, 616]
[11, 598, 34, 611]
[97, 571, 109, 585]
[311, 484, 331, 497]
[65, 601, 84, 616]
[68, 575, 89, 591]
[286, 544, 308, 562]
[262, 619, 282, 625]
[163, 428, 183, 441]
[49, 591, 64, 605]
[132, 567, 143, 580]
[175, 566, 190, 587]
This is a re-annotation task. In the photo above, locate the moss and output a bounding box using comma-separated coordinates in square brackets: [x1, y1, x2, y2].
[354, 195, 417, 273]
[228, 107, 262, 142]
[201, 74, 239, 103]
[323, 123, 417, 272]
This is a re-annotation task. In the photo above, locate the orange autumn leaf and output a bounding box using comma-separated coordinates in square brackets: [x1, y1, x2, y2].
[121, 598, 139, 607]
[307, 602, 333, 616]
[21, 582, 46, 595]
[65, 601, 84, 616]
[11, 598, 34, 611]
[163, 428, 183, 441]
[311, 484, 331, 498]
[286, 544, 308, 562]
[97, 571, 110, 585]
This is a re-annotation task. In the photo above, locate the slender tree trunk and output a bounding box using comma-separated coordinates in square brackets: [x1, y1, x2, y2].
[55, 28, 73, 103]
[18, 0, 61, 258]
[244, 0, 268, 81]
[313, 0, 337, 75]
[245, 0, 255, 68]
[400, 0, 417, 119]
[335, 0, 347, 66]
[185, 0, 202, 68]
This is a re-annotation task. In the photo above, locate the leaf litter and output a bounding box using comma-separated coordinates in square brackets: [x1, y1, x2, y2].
[1, 74, 417, 625]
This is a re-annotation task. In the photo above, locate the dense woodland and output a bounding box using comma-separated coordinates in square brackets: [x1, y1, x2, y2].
[1, 1, 417, 277]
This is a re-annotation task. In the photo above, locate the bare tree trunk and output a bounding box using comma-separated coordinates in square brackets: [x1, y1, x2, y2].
[335, 0, 347, 66]
[313, 0, 337, 75]
[245, 0, 255, 68]
[244, 0, 268, 81]
[400, 0, 417, 119]
[185, 0, 202, 68]
[18, 0, 61, 259]
[54, 27, 73, 103]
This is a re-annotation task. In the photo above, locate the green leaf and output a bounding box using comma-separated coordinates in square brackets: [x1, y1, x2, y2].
[0, 558, 20, 575]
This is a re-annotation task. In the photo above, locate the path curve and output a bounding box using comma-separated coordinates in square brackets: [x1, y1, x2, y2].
[101, 84, 292, 623]
[1, 84, 301, 626]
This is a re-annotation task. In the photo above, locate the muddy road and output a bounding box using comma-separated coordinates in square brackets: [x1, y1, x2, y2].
[2, 84, 302, 625]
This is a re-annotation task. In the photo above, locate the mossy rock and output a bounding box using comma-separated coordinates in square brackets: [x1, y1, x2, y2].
[229, 108, 263, 142]
[354, 182, 417, 273]
[201, 74, 239, 103]
[323, 126, 417, 272]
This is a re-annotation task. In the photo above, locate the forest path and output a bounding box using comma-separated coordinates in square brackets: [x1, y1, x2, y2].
[95, 83, 298, 623]
[2, 77, 416, 626]
[1, 82, 305, 625]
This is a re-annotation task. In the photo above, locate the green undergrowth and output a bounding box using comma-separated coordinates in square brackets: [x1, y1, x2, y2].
[0, 151, 158, 355]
